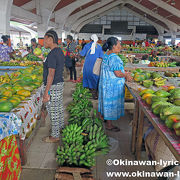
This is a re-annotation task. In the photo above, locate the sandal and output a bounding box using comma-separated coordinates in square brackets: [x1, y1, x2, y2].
[42, 136, 60, 143]
[106, 127, 120, 132]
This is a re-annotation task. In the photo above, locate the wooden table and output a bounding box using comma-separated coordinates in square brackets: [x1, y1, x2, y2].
[126, 83, 180, 161]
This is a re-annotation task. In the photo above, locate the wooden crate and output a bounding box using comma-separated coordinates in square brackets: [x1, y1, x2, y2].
[55, 167, 94, 180]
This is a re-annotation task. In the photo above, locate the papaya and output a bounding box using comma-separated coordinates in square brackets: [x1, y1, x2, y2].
[9, 98, 20, 108]
[168, 86, 175, 91]
[165, 119, 174, 129]
[0, 98, 7, 103]
[2, 91, 13, 98]
[14, 95, 26, 100]
[22, 76, 33, 82]
[167, 115, 180, 123]
[1, 83, 12, 90]
[142, 93, 155, 100]
[173, 122, 180, 130]
[152, 103, 172, 115]
[17, 90, 31, 97]
[23, 85, 34, 92]
[169, 88, 180, 95]
[12, 86, 24, 93]
[174, 99, 180, 106]
[139, 89, 155, 96]
[145, 96, 152, 105]
[162, 106, 180, 116]
[151, 96, 168, 103]
[174, 129, 180, 136]
[0, 87, 6, 96]
[155, 90, 170, 97]
[0, 101, 13, 112]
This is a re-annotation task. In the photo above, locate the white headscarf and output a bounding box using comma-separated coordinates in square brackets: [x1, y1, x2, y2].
[90, 34, 98, 54]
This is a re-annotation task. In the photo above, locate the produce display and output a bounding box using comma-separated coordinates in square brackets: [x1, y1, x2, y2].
[56, 83, 109, 168]
[164, 72, 180, 77]
[139, 87, 180, 136]
[132, 69, 167, 88]
[148, 61, 177, 67]
[118, 54, 128, 65]
[0, 66, 43, 112]
[121, 46, 153, 54]
[0, 60, 42, 67]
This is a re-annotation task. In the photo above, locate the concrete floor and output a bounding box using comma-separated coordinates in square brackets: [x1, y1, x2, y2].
[20, 68, 156, 180]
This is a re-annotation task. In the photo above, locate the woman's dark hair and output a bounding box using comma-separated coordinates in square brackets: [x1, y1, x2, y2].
[31, 38, 36, 43]
[67, 35, 73, 41]
[102, 37, 119, 52]
[1, 35, 8, 43]
[45, 29, 58, 44]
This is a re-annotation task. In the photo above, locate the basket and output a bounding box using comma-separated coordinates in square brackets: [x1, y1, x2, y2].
[125, 86, 133, 100]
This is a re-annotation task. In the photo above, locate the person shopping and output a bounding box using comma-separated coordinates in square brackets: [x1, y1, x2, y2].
[80, 34, 104, 99]
[65, 35, 77, 82]
[98, 37, 132, 132]
[40, 30, 65, 142]
[0, 35, 14, 62]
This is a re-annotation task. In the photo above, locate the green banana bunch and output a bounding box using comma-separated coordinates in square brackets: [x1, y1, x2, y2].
[72, 83, 92, 102]
[88, 124, 110, 155]
[62, 124, 84, 144]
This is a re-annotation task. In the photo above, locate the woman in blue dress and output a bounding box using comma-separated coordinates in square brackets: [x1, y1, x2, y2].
[80, 34, 104, 99]
[98, 37, 132, 132]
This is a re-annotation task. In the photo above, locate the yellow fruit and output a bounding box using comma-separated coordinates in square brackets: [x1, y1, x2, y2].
[2, 91, 13, 97]
[145, 96, 152, 105]
[17, 90, 31, 97]
[142, 93, 155, 100]
[168, 86, 175, 91]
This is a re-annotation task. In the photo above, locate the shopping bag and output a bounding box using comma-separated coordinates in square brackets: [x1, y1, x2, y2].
[93, 58, 102, 76]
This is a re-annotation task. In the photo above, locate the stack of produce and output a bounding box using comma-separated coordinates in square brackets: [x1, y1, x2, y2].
[164, 72, 180, 77]
[56, 83, 109, 168]
[118, 54, 128, 66]
[139, 87, 180, 136]
[148, 61, 177, 67]
[132, 69, 166, 88]
[0, 66, 43, 112]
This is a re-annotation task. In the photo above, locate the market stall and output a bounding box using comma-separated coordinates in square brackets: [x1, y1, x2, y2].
[126, 83, 180, 160]
[0, 66, 43, 165]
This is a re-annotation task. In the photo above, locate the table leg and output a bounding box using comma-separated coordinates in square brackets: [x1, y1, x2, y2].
[135, 107, 145, 160]
[19, 138, 27, 166]
[131, 99, 139, 154]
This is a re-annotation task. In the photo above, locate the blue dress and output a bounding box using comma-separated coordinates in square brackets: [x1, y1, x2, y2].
[80, 42, 104, 89]
[98, 53, 125, 120]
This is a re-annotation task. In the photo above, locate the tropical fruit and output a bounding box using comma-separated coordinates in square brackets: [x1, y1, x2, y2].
[34, 48, 42, 56]
[143, 80, 153, 88]
[173, 122, 180, 136]
[23, 85, 34, 92]
[139, 89, 155, 96]
[0, 101, 13, 112]
[17, 90, 31, 97]
[151, 96, 168, 103]
[155, 90, 170, 97]
[142, 93, 155, 100]
[2, 91, 13, 98]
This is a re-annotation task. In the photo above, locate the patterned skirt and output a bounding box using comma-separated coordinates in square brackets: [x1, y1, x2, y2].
[43, 82, 64, 138]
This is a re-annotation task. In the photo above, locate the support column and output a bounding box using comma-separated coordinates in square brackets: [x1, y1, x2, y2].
[171, 34, 176, 46]
[37, 8, 52, 38]
[0, 0, 13, 35]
